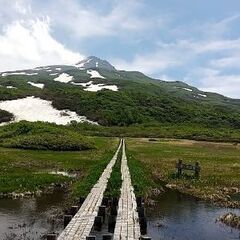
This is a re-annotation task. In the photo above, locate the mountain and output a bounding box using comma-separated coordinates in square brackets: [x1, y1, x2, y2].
[76, 56, 116, 71]
[0, 56, 240, 129]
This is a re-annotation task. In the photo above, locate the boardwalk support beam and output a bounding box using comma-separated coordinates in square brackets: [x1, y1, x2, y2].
[47, 234, 57, 240]
[64, 215, 72, 228]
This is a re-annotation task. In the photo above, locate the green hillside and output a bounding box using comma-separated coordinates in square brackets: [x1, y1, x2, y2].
[1, 57, 240, 132]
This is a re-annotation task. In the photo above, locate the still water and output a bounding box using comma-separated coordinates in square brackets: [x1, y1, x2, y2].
[146, 189, 240, 240]
[0, 189, 65, 240]
[0, 188, 239, 240]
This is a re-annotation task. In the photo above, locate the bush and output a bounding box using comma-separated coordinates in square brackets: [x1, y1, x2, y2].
[0, 110, 13, 123]
[0, 121, 95, 151]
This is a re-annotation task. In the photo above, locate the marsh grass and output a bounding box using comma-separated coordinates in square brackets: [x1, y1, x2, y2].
[0, 137, 118, 195]
[126, 138, 240, 199]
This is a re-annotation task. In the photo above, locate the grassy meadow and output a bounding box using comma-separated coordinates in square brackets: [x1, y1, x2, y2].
[0, 137, 119, 197]
[126, 138, 240, 206]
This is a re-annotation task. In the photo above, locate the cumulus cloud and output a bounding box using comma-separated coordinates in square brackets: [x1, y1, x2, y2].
[43, 0, 164, 39]
[0, 18, 83, 71]
[191, 68, 240, 98]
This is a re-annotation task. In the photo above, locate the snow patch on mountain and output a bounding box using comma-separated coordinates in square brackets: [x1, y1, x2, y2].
[76, 58, 92, 69]
[1, 72, 38, 77]
[85, 84, 118, 92]
[87, 70, 105, 79]
[34, 67, 51, 71]
[50, 73, 58, 76]
[71, 81, 93, 87]
[54, 73, 73, 83]
[28, 82, 44, 89]
[71, 81, 118, 92]
[198, 93, 207, 98]
[182, 88, 193, 92]
[0, 96, 96, 125]
[76, 56, 116, 71]
[6, 86, 16, 89]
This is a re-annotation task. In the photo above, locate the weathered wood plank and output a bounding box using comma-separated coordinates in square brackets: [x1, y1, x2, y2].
[57, 140, 123, 240]
[113, 139, 141, 240]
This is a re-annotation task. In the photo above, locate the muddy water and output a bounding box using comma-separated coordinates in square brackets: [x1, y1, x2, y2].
[0, 189, 65, 240]
[146, 189, 240, 240]
[0, 188, 239, 240]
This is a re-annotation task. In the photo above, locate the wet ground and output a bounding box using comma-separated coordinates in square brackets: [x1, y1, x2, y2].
[0, 188, 239, 240]
[146, 189, 240, 240]
[0, 189, 65, 240]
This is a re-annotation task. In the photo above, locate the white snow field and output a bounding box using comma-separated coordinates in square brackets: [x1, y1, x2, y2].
[6, 86, 16, 89]
[87, 70, 105, 79]
[0, 96, 96, 125]
[182, 87, 193, 92]
[71, 81, 118, 92]
[198, 93, 207, 98]
[85, 83, 118, 92]
[28, 82, 45, 89]
[1, 72, 38, 77]
[76, 58, 91, 69]
[53, 73, 73, 83]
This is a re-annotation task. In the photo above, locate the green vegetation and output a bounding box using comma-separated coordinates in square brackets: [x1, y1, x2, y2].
[104, 145, 122, 198]
[1, 65, 240, 132]
[0, 121, 94, 151]
[71, 122, 240, 142]
[0, 136, 118, 195]
[0, 109, 13, 123]
[126, 138, 240, 205]
[127, 150, 156, 197]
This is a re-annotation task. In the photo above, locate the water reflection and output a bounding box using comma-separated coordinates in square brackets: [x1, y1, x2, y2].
[146, 189, 240, 240]
[0, 189, 66, 240]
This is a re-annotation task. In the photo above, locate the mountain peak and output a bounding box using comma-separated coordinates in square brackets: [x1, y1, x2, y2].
[76, 56, 116, 71]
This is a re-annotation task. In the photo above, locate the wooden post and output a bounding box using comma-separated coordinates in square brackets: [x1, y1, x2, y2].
[108, 215, 116, 233]
[79, 196, 85, 206]
[176, 159, 183, 177]
[137, 206, 145, 218]
[98, 205, 106, 222]
[101, 197, 109, 206]
[64, 215, 72, 228]
[194, 162, 201, 178]
[112, 197, 118, 206]
[139, 217, 147, 235]
[86, 236, 96, 240]
[110, 205, 118, 216]
[136, 196, 142, 207]
[47, 234, 57, 240]
[70, 206, 79, 216]
[102, 234, 113, 240]
[94, 216, 103, 231]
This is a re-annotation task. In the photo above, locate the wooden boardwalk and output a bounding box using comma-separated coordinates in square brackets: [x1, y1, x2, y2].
[113, 139, 141, 240]
[57, 140, 123, 240]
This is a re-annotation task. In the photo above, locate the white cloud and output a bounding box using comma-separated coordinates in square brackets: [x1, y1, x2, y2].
[43, 0, 165, 39]
[210, 56, 240, 69]
[185, 68, 240, 98]
[0, 18, 83, 71]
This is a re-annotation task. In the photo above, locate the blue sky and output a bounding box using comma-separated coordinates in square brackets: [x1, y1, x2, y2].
[0, 0, 240, 98]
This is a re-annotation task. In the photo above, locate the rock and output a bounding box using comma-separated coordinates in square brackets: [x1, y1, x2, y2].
[165, 184, 177, 189]
[152, 187, 164, 196]
[219, 212, 240, 229]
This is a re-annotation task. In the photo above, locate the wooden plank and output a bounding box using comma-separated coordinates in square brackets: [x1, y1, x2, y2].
[57, 140, 123, 240]
[113, 140, 141, 240]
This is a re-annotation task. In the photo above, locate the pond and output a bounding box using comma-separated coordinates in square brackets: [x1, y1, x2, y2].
[146, 189, 240, 240]
[0, 188, 65, 240]
[0, 188, 239, 239]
